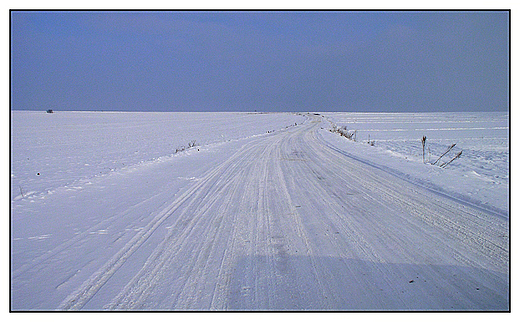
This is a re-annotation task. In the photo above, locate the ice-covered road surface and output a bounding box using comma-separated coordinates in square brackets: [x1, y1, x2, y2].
[11, 115, 509, 311]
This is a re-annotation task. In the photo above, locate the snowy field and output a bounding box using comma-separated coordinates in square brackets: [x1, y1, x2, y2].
[10, 111, 509, 311]
[10, 111, 306, 202]
[321, 112, 509, 215]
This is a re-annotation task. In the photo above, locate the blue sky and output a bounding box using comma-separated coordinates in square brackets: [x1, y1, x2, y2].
[10, 11, 509, 112]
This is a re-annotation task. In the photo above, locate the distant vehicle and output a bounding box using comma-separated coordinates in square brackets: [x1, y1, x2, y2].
[46, 109, 53, 113]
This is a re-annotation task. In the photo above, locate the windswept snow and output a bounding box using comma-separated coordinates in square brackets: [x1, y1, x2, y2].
[10, 111, 509, 311]
[10, 111, 306, 201]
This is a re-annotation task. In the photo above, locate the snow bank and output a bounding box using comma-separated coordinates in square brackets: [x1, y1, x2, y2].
[319, 112, 509, 216]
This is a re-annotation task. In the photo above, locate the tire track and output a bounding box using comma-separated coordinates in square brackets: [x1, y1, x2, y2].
[58, 136, 270, 310]
[103, 134, 285, 310]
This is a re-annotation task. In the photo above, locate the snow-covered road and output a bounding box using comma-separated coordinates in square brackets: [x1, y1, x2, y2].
[11, 115, 509, 311]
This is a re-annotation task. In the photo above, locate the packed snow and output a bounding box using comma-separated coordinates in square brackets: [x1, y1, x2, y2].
[10, 111, 509, 311]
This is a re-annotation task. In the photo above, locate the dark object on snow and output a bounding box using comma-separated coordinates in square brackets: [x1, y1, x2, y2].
[440, 151, 463, 168]
[409, 280, 414, 283]
[46, 109, 53, 113]
[432, 143, 456, 166]
[421, 136, 427, 163]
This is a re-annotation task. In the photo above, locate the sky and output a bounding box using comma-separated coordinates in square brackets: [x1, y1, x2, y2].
[10, 10, 509, 112]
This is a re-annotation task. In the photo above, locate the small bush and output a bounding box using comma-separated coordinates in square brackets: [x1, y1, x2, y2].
[330, 125, 357, 141]
[175, 140, 198, 154]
